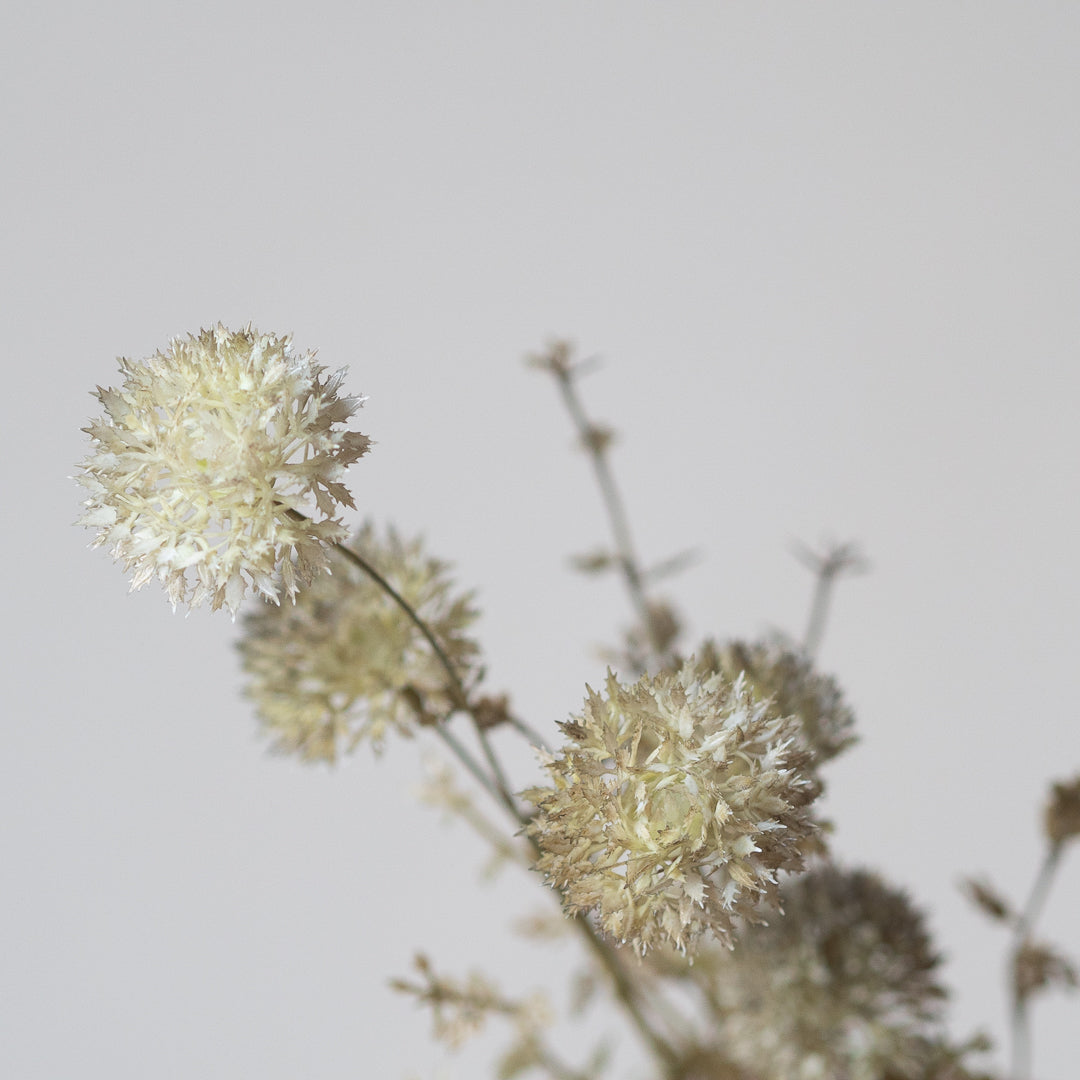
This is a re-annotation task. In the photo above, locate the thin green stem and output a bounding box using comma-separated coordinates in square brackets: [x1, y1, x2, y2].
[794, 540, 868, 658]
[552, 368, 666, 665]
[507, 713, 552, 752]
[572, 913, 684, 1078]
[317, 519, 552, 754]
[802, 570, 834, 659]
[307, 522, 532, 821]
[1009, 842, 1064, 1080]
[326, 534, 471, 710]
[476, 724, 530, 826]
[534, 1045, 594, 1080]
[431, 726, 504, 809]
[1014, 843, 1062, 943]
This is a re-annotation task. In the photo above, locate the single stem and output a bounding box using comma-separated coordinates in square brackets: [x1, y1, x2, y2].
[476, 724, 530, 826]
[572, 914, 684, 1078]
[795, 541, 867, 658]
[324, 525, 536, 820]
[802, 569, 834, 658]
[532, 1039, 595, 1080]
[552, 369, 666, 664]
[1009, 842, 1064, 1080]
[324, 531, 471, 710]
[432, 725, 505, 810]
[508, 713, 552, 752]
[310, 517, 551, 754]
[1010, 994, 1030, 1080]
[483, 1027, 593, 1080]
[1014, 843, 1062, 943]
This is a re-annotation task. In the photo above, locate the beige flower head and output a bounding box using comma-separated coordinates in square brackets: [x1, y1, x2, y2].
[238, 523, 479, 761]
[703, 867, 950, 1080]
[77, 324, 370, 614]
[523, 661, 819, 953]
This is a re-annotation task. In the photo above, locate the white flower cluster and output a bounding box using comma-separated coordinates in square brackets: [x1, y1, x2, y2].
[77, 324, 370, 614]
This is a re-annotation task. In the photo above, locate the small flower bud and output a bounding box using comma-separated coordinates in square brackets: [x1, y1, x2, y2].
[959, 877, 1013, 923]
[1043, 774, 1080, 846]
[1013, 941, 1078, 1000]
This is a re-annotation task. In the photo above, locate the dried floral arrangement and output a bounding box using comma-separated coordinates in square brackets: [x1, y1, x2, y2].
[76, 325, 1078, 1080]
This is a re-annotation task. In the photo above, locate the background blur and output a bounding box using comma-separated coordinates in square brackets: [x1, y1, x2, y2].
[3, 3, 1079, 1077]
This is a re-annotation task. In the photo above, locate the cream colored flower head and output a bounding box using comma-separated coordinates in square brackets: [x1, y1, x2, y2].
[77, 325, 370, 614]
[238, 523, 479, 761]
[523, 662, 819, 953]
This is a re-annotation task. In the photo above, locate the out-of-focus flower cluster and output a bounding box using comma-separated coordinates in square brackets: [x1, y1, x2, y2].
[523, 662, 819, 953]
[683, 867, 966, 1080]
[77, 324, 370, 614]
[238, 523, 479, 761]
[693, 637, 857, 767]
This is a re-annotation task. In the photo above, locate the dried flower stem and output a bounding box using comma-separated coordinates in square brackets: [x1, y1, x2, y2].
[476, 726, 520, 813]
[293, 513, 550, 748]
[1009, 842, 1064, 1080]
[794, 541, 868, 657]
[508, 713, 552, 751]
[325, 532, 534, 823]
[533, 1045, 594, 1080]
[322, 528, 471, 706]
[573, 914, 684, 1078]
[429, 725, 507, 812]
[550, 366, 667, 665]
[1014, 843, 1063, 944]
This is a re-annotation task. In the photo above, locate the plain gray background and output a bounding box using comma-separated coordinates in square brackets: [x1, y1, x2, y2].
[3, 3, 1079, 1077]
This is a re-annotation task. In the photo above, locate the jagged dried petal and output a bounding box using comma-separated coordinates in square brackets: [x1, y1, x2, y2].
[77, 324, 370, 614]
[523, 661, 820, 953]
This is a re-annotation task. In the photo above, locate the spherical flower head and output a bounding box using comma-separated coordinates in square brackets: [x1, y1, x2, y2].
[523, 661, 820, 954]
[77, 324, 371, 615]
[697, 637, 857, 765]
[705, 867, 948, 1080]
[238, 523, 480, 761]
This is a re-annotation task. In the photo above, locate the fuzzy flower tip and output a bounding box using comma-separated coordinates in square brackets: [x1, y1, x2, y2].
[238, 523, 480, 761]
[523, 662, 820, 953]
[77, 324, 371, 614]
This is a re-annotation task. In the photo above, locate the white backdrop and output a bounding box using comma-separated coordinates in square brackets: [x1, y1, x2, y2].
[3, 3, 1079, 1077]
